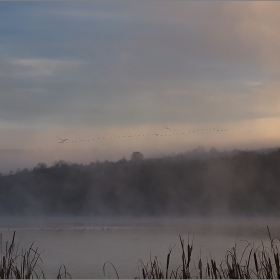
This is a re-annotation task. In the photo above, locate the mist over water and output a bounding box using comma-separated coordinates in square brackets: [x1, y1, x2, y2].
[1, 147, 280, 217]
[1, 148, 280, 278]
[0, 216, 279, 278]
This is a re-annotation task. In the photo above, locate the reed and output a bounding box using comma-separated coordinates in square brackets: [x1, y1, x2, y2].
[57, 265, 71, 279]
[2, 227, 280, 279]
[136, 226, 280, 279]
[0, 231, 70, 279]
[136, 234, 193, 279]
[103, 261, 119, 279]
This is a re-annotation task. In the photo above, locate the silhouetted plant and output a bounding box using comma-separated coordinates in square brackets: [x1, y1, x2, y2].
[0, 232, 70, 279]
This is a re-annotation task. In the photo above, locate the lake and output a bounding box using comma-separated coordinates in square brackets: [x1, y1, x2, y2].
[0, 216, 279, 278]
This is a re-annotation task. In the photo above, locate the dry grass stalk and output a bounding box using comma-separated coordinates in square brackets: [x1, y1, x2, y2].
[103, 261, 120, 279]
[3, 227, 280, 279]
[0, 231, 44, 279]
[135, 227, 280, 279]
[56, 264, 71, 279]
[0, 231, 70, 279]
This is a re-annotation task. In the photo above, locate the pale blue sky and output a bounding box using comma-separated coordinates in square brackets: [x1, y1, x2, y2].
[1, 1, 280, 171]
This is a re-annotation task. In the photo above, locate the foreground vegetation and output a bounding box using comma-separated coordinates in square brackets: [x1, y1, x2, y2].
[0, 232, 70, 279]
[1, 228, 280, 279]
[135, 227, 280, 279]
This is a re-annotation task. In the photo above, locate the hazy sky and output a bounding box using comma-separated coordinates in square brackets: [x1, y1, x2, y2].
[1, 1, 280, 171]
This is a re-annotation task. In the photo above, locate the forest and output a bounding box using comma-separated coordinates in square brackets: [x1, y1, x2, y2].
[0, 147, 280, 217]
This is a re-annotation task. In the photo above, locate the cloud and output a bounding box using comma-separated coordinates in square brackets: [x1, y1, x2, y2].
[11, 59, 74, 77]
[0, 1, 280, 160]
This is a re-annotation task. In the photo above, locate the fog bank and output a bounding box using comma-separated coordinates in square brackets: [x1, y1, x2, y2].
[0, 147, 280, 217]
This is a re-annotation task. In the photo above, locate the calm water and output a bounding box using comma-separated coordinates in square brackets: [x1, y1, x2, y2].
[0, 217, 279, 278]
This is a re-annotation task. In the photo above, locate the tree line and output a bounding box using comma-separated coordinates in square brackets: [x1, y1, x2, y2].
[0, 148, 280, 217]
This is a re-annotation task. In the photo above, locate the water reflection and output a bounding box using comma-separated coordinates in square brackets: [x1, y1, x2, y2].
[0, 217, 278, 278]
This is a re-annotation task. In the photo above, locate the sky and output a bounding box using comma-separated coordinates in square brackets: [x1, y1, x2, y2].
[1, 1, 280, 172]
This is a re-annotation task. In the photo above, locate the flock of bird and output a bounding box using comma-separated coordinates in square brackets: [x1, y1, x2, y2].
[4, 227, 119, 231]
[57, 126, 227, 144]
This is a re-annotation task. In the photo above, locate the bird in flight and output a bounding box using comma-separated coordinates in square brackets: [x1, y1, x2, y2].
[57, 137, 68, 143]
[164, 126, 176, 131]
